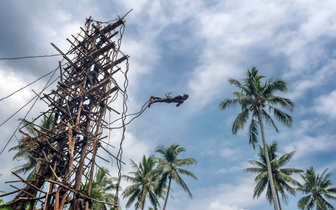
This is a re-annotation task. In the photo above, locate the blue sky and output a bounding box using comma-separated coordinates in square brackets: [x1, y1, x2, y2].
[1, 0, 336, 209]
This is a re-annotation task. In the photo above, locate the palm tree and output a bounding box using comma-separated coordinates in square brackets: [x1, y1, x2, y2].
[9, 113, 54, 177]
[244, 141, 303, 209]
[155, 144, 198, 210]
[122, 155, 162, 210]
[219, 67, 294, 210]
[82, 167, 117, 210]
[297, 167, 336, 210]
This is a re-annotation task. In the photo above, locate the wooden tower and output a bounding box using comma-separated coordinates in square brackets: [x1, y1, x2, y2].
[2, 16, 129, 209]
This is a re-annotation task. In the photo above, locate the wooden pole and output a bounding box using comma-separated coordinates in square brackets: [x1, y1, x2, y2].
[59, 61, 63, 82]
[43, 183, 51, 210]
[54, 186, 60, 210]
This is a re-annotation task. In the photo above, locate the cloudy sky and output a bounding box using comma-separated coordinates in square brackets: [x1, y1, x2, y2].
[1, 0, 336, 209]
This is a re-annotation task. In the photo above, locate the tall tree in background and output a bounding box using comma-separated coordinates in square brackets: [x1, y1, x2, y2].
[122, 155, 162, 210]
[155, 144, 198, 210]
[244, 141, 303, 209]
[9, 113, 54, 178]
[83, 167, 117, 210]
[219, 67, 294, 210]
[297, 167, 336, 210]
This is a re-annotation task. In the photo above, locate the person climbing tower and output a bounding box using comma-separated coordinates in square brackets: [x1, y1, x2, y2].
[85, 65, 100, 89]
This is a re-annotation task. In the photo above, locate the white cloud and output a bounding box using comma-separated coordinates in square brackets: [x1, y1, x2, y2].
[314, 90, 336, 118]
[286, 59, 336, 99]
[187, 0, 290, 111]
[318, 160, 336, 173]
[217, 161, 251, 174]
[284, 134, 336, 159]
[273, 0, 336, 75]
[181, 175, 263, 210]
[186, 0, 336, 110]
[0, 67, 34, 106]
[217, 165, 242, 174]
[188, 62, 239, 111]
[220, 147, 238, 159]
[209, 202, 249, 210]
[118, 0, 150, 17]
[123, 38, 159, 94]
[282, 119, 336, 158]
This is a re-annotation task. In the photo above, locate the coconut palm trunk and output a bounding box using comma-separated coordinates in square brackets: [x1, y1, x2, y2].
[257, 109, 278, 210]
[141, 199, 145, 210]
[275, 190, 282, 210]
[162, 176, 172, 210]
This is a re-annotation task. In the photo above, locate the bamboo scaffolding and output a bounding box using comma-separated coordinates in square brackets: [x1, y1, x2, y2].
[2, 16, 129, 210]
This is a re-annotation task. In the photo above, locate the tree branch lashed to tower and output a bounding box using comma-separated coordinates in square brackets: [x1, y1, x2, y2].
[1, 16, 129, 210]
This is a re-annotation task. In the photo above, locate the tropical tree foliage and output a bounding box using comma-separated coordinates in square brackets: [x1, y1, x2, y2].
[122, 155, 162, 210]
[244, 141, 302, 209]
[83, 167, 117, 210]
[155, 144, 197, 210]
[219, 67, 294, 210]
[297, 167, 336, 210]
[9, 113, 54, 177]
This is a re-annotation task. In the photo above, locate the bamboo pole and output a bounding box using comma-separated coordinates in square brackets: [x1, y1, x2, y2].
[11, 171, 47, 194]
[43, 183, 51, 210]
[54, 186, 60, 210]
[67, 122, 75, 181]
[59, 61, 63, 82]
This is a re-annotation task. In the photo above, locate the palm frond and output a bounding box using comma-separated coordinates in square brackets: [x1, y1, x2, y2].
[268, 141, 278, 160]
[263, 79, 288, 96]
[253, 177, 268, 199]
[173, 171, 192, 198]
[280, 168, 303, 175]
[298, 195, 313, 210]
[232, 108, 250, 134]
[246, 159, 266, 169]
[269, 106, 293, 128]
[175, 157, 197, 167]
[255, 171, 268, 181]
[322, 198, 336, 210]
[219, 98, 240, 110]
[244, 167, 265, 174]
[267, 96, 294, 112]
[228, 78, 248, 93]
[327, 187, 336, 194]
[277, 171, 301, 186]
[19, 118, 37, 136]
[248, 118, 259, 149]
[324, 193, 336, 201]
[177, 168, 198, 180]
[155, 172, 169, 195]
[124, 188, 140, 208]
[277, 151, 295, 167]
[260, 108, 279, 132]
